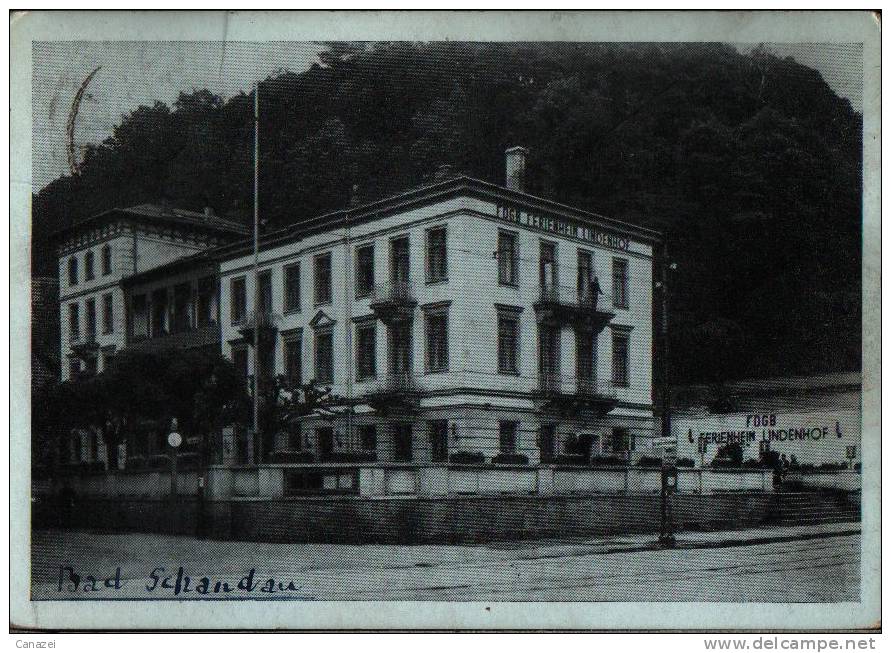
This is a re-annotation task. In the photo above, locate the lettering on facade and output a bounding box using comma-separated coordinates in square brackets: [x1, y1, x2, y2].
[496, 203, 631, 251]
[686, 416, 846, 447]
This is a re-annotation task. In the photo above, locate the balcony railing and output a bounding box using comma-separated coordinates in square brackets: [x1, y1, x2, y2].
[369, 281, 417, 323]
[537, 373, 618, 415]
[534, 283, 615, 331]
[236, 310, 282, 343]
[364, 371, 421, 413]
[125, 323, 222, 353]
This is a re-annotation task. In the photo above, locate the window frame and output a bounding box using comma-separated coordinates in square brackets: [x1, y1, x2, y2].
[429, 420, 448, 462]
[68, 303, 80, 340]
[392, 423, 413, 462]
[283, 263, 301, 314]
[425, 226, 448, 284]
[84, 250, 95, 281]
[230, 276, 247, 325]
[258, 269, 273, 314]
[314, 326, 334, 384]
[359, 424, 377, 452]
[496, 305, 522, 375]
[499, 421, 518, 454]
[314, 252, 333, 306]
[85, 297, 97, 340]
[283, 332, 303, 386]
[101, 245, 112, 276]
[497, 230, 519, 287]
[612, 257, 629, 309]
[539, 240, 558, 289]
[355, 244, 375, 298]
[355, 319, 377, 381]
[424, 307, 449, 373]
[611, 329, 630, 387]
[101, 293, 114, 334]
[68, 257, 79, 286]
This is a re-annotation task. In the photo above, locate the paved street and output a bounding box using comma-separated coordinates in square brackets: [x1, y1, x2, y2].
[32, 523, 860, 602]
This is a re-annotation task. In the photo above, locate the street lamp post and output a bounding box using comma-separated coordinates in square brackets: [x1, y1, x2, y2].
[167, 417, 182, 536]
[658, 244, 677, 548]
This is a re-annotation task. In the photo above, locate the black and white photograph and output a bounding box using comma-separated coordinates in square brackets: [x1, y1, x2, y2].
[10, 9, 881, 632]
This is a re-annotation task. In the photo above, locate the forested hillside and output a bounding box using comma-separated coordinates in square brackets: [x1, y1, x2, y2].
[32, 42, 862, 383]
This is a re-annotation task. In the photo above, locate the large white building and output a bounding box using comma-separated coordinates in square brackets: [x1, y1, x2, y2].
[218, 149, 661, 469]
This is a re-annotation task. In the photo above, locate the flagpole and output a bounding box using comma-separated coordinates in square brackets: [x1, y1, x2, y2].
[252, 80, 260, 465]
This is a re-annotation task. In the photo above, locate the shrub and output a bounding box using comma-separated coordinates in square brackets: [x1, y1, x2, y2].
[491, 453, 529, 465]
[590, 455, 628, 467]
[449, 451, 485, 465]
[636, 456, 663, 468]
[267, 450, 315, 464]
[818, 461, 849, 471]
[551, 454, 588, 466]
[675, 457, 695, 468]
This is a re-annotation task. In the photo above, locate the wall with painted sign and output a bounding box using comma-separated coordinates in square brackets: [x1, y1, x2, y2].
[671, 409, 861, 468]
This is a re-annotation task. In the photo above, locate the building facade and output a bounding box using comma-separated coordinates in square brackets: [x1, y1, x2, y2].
[218, 150, 660, 475]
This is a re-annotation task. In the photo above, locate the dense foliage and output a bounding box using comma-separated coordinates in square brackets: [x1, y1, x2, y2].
[32, 42, 862, 383]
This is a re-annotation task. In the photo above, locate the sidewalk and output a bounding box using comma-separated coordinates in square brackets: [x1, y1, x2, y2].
[509, 520, 861, 559]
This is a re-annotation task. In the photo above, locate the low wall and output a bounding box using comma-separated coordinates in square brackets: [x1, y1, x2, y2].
[32, 489, 860, 544]
[785, 470, 861, 492]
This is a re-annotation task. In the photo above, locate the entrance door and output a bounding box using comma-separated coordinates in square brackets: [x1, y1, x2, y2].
[317, 427, 334, 459]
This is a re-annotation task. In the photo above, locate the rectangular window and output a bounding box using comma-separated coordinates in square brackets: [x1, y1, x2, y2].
[539, 324, 560, 382]
[317, 427, 334, 458]
[612, 258, 629, 308]
[85, 251, 95, 281]
[611, 427, 633, 455]
[258, 270, 273, 314]
[232, 347, 249, 378]
[393, 423, 413, 462]
[540, 241, 557, 289]
[611, 331, 629, 386]
[390, 237, 410, 284]
[429, 420, 448, 463]
[283, 336, 302, 386]
[230, 277, 247, 324]
[314, 253, 332, 305]
[68, 303, 80, 340]
[539, 424, 556, 463]
[130, 294, 148, 340]
[497, 311, 520, 374]
[499, 421, 518, 454]
[315, 328, 333, 383]
[85, 298, 96, 340]
[355, 321, 377, 380]
[426, 227, 447, 282]
[355, 246, 374, 298]
[196, 277, 215, 327]
[425, 311, 448, 372]
[576, 331, 594, 381]
[497, 231, 518, 286]
[389, 321, 412, 374]
[102, 245, 112, 276]
[577, 250, 592, 299]
[102, 294, 113, 334]
[151, 288, 168, 337]
[359, 425, 377, 452]
[68, 257, 78, 286]
[284, 263, 301, 312]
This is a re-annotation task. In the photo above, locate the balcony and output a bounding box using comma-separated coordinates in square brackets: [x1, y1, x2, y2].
[126, 323, 222, 354]
[534, 284, 615, 332]
[363, 371, 422, 414]
[536, 373, 618, 416]
[69, 331, 99, 359]
[369, 281, 417, 323]
[236, 310, 282, 345]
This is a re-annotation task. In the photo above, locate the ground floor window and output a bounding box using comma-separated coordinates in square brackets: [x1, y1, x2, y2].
[317, 427, 334, 458]
[288, 423, 302, 450]
[393, 423, 413, 462]
[610, 427, 634, 456]
[429, 420, 448, 462]
[499, 421, 518, 453]
[539, 424, 556, 462]
[359, 424, 377, 452]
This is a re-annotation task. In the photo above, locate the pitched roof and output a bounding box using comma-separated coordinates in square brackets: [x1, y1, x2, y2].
[55, 203, 250, 239]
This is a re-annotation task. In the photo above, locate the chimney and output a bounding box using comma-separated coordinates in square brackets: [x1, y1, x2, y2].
[433, 164, 454, 182]
[505, 146, 528, 192]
